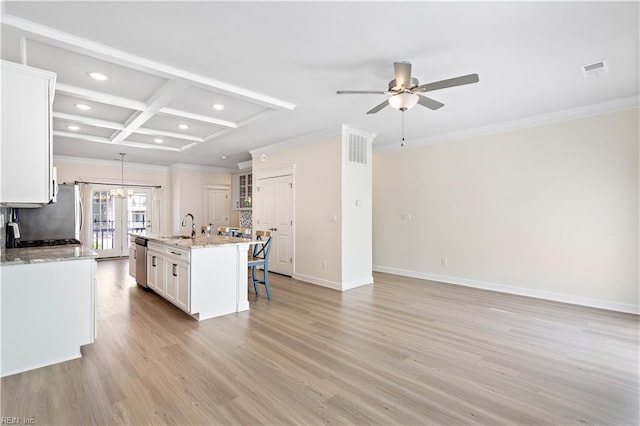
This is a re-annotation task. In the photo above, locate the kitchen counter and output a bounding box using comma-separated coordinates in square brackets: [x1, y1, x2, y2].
[1, 245, 97, 377]
[1, 245, 98, 266]
[142, 233, 255, 249]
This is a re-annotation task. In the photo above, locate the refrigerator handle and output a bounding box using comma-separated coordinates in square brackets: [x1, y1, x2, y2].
[78, 197, 84, 235]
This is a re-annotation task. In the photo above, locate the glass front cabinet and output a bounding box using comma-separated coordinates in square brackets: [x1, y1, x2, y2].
[232, 171, 252, 210]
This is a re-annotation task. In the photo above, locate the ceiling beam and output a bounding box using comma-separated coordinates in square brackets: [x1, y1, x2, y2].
[112, 80, 190, 144]
[56, 83, 147, 111]
[53, 112, 125, 130]
[160, 107, 237, 129]
[135, 127, 203, 143]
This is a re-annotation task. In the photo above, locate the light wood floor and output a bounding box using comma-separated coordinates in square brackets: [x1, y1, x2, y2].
[1, 259, 638, 425]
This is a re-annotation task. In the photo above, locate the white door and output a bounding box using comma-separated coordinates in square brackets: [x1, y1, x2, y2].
[255, 175, 294, 276]
[205, 188, 230, 229]
[89, 186, 153, 258]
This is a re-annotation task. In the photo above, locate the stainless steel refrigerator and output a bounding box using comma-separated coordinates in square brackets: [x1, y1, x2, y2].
[18, 184, 82, 243]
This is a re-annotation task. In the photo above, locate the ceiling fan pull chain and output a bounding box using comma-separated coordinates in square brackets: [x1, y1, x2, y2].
[401, 111, 405, 147]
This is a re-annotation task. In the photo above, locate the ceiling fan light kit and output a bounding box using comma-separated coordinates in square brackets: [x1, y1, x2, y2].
[388, 92, 419, 111]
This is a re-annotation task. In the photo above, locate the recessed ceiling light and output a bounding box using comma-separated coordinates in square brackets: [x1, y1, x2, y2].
[88, 72, 108, 81]
[220, 155, 228, 160]
[67, 125, 80, 131]
[153, 138, 164, 144]
[75, 103, 92, 111]
[212, 103, 225, 110]
[178, 124, 189, 130]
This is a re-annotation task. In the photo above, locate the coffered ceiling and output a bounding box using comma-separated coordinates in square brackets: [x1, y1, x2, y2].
[1, 2, 638, 169]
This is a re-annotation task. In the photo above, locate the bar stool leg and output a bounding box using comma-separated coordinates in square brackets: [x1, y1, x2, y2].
[264, 267, 272, 300]
[251, 266, 259, 295]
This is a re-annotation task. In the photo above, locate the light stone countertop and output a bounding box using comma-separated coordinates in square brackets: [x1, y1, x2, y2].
[1, 246, 98, 266]
[141, 233, 262, 250]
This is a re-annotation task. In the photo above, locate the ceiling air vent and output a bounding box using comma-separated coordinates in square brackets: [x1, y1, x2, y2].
[581, 60, 609, 77]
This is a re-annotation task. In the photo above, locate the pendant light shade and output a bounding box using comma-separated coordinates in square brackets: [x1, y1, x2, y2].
[388, 92, 419, 111]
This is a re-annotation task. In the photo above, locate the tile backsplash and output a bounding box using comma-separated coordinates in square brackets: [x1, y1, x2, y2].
[239, 210, 252, 228]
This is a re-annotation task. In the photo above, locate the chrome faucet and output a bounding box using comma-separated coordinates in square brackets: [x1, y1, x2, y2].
[181, 213, 196, 238]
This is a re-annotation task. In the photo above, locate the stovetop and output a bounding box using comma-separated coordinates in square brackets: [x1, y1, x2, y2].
[18, 238, 82, 248]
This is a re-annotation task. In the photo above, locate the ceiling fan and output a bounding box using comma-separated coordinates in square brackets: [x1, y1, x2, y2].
[337, 61, 479, 114]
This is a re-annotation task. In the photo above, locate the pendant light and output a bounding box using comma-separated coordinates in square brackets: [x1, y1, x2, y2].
[110, 152, 127, 199]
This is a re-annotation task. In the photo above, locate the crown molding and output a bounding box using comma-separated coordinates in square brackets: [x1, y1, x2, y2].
[53, 155, 169, 171]
[169, 163, 235, 173]
[374, 96, 640, 153]
[236, 160, 252, 170]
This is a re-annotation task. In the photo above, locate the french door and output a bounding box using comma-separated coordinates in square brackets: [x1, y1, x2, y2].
[89, 186, 153, 258]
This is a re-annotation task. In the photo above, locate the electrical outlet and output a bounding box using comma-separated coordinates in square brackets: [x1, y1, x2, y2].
[322, 261, 327, 270]
[441, 258, 448, 267]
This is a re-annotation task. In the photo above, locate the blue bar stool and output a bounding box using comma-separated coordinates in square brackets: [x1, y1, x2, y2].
[248, 231, 273, 299]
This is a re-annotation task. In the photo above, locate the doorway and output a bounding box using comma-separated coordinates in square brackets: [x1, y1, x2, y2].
[254, 174, 294, 276]
[205, 187, 230, 230]
[89, 186, 153, 258]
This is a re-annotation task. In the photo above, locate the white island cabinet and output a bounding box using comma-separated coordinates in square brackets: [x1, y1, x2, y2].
[1, 246, 97, 377]
[145, 235, 255, 320]
[128, 235, 137, 278]
[147, 242, 165, 296]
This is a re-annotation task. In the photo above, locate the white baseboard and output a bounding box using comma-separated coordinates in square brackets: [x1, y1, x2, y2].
[342, 276, 374, 290]
[1, 351, 82, 378]
[293, 273, 342, 290]
[372, 265, 639, 315]
[293, 274, 374, 291]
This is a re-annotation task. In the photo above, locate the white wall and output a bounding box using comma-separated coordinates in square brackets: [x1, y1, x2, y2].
[169, 165, 232, 234]
[373, 108, 639, 313]
[252, 136, 343, 287]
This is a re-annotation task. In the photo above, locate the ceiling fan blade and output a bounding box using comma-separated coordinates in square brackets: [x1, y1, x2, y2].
[336, 90, 387, 95]
[366, 99, 389, 114]
[417, 95, 445, 110]
[416, 73, 479, 93]
[394, 61, 412, 88]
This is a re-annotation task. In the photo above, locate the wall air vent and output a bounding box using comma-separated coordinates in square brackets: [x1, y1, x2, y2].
[347, 133, 368, 165]
[581, 60, 609, 77]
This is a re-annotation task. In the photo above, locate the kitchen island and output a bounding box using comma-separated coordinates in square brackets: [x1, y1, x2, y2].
[139, 234, 259, 321]
[0, 245, 97, 377]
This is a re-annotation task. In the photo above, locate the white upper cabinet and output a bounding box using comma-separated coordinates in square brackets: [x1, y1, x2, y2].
[232, 170, 252, 210]
[1, 61, 56, 207]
